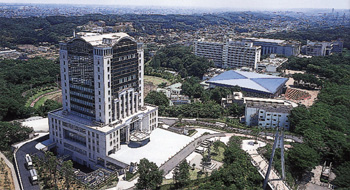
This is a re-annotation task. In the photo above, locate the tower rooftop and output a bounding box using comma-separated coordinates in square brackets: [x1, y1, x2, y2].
[74, 32, 131, 46]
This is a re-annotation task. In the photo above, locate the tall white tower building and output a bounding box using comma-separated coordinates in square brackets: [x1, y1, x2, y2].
[48, 32, 158, 170]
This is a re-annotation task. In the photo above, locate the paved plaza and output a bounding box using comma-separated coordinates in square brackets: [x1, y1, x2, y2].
[109, 128, 218, 167]
[21, 117, 49, 132]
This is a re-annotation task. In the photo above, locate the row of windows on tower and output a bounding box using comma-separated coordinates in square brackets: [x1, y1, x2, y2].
[118, 54, 137, 61]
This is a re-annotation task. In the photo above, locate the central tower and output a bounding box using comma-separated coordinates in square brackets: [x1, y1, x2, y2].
[49, 32, 158, 170]
[60, 33, 145, 124]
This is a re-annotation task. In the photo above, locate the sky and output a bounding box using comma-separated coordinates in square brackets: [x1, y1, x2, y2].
[1, 0, 350, 10]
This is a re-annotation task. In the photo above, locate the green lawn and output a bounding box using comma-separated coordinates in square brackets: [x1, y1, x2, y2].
[25, 88, 57, 107]
[189, 168, 202, 180]
[144, 75, 170, 87]
[33, 91, 61, 109]
[204, 145, 225, 162]
[161, 168, 203, 186]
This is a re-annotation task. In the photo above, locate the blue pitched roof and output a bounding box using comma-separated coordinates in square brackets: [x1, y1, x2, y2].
[251, 78, 288, 94]
[207, 70, 287, 94]
[208, 70, 247, 81]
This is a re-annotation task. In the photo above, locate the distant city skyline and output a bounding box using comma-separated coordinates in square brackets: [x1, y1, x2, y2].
[1, 0, 349, 10]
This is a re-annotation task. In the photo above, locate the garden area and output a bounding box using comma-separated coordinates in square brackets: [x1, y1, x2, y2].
[203, 141, 226, 162]
[24, 86, 60, 108]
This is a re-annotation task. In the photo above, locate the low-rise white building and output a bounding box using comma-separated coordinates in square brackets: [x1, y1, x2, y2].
[157, 83, 190, 106]
[244, 98, 295, 130]
[246, 104, 291, 130]
[257, 54, 288, 73]
[156, 83, 182, 98]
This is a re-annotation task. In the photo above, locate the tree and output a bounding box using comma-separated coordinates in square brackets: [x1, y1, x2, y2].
[333, 161, 350, 188]
[0, 58, 59, 121]
[226, 103, 244, 117]
[158, 82, 167, 88]
[289, 105, 310, 132]
[45, 151, 58, 188]
[144, 91, 169, 107]
[149, 45, 212, 78]
[36, 99, 62, 117]
[213, 141, 220, 154]
[181, 77, 203, 98]
[0, 121, 33, 151]
[60, 160, 74, 190]
[174, 161, 190, 188]
[136, 158, 163, 190]
[287, 144, 320, 179]
[197, 135, 263, 189]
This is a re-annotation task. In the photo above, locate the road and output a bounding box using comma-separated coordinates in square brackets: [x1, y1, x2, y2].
[159, 117, 303, 143]
[159, 133, 226, 176]
[15, 135, 49, 190]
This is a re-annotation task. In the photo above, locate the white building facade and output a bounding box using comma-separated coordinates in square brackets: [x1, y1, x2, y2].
[194, 41, 224, 67]
[194, 40, 261, 69]
[244, 98, 294, 130]
[49, 32, 158, 170]
[223, 41, 261, 69]
[244, 38, 301, 57]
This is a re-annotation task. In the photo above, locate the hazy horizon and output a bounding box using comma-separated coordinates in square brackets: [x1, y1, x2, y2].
[0, 0, 349, 11]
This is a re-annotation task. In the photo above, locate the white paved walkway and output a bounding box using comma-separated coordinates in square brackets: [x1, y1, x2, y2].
[242, 139, 291, 190]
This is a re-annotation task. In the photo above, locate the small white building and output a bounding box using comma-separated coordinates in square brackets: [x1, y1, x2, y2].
[157, 83, 191, 106]
[156, 83, 182, 98]
[257, 54, 288, 73]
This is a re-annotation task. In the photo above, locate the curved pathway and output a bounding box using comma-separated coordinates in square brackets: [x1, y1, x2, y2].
[30, 90, 61, 107]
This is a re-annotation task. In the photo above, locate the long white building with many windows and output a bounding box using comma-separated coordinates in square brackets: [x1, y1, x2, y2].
[48, 32, 158, 170]
[194, 40, 261, 69]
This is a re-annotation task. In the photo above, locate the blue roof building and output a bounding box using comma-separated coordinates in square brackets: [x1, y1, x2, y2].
[207, 70, 288, 98]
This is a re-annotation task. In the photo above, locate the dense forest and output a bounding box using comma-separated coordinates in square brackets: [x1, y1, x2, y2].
[286, 53, 350, 188]
[0, 57, 60, 120]
[148, 45, 213, 78]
